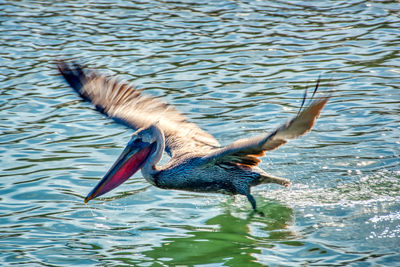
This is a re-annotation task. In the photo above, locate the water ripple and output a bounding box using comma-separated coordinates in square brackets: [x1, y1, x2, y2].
[1, 0, 399, 265]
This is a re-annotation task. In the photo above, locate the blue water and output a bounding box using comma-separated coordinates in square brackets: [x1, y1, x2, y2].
[1, 0, 399, 266]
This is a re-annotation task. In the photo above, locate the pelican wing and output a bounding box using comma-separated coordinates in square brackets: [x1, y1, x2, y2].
[202, 97, 329, 167]
[57, 62, 220, 157]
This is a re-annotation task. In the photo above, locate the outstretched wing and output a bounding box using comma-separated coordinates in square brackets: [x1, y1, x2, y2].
[202, 96, 329, 167]
[57, 61, 220, 157]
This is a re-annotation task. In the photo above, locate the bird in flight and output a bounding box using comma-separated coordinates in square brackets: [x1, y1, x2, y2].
[57, 61, 329, 211]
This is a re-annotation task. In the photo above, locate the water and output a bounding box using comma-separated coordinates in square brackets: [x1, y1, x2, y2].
[1, 0, 399, 265]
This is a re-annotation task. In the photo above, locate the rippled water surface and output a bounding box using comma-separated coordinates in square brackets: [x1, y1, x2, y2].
[1, 0, 399, 266]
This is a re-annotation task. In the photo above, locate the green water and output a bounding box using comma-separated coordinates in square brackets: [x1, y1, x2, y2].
[1, 0, 399, 266]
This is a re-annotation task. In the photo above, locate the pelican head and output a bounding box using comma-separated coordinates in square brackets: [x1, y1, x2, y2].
[84, 126, 159, 203]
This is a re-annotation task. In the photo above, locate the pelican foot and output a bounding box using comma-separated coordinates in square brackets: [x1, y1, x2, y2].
[246, 193, 257, 211]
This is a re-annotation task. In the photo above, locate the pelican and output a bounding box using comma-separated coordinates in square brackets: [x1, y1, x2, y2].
[57, 61, 329, 211]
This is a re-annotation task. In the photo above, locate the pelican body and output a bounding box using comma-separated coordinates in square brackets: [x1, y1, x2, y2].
[57, 61, 328, 211]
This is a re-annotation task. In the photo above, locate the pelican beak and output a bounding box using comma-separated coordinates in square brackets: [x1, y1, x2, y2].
[84, 140, 154, 203]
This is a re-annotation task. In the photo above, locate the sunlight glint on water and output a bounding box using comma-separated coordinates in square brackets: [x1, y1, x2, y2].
[1, 0, 399, 265]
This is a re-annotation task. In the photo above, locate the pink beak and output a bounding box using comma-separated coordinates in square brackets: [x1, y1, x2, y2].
[84, 140, 154, 203]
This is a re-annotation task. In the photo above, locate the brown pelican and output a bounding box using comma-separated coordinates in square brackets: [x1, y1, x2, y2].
[57, 61, 329, 211]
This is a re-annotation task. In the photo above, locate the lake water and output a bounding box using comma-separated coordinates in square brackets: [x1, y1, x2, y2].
[1, 0, 399, 266]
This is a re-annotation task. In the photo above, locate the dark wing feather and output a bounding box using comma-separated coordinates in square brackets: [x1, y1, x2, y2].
[57, 61, 220, 157]
[202, 97, 329, 167]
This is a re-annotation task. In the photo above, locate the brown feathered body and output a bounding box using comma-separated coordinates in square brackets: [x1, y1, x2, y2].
[57, 62, 328, 210]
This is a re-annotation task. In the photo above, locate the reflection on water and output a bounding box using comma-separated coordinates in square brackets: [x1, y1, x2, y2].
[144, 202, 293, 266]
[1, 0, 400, 265]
